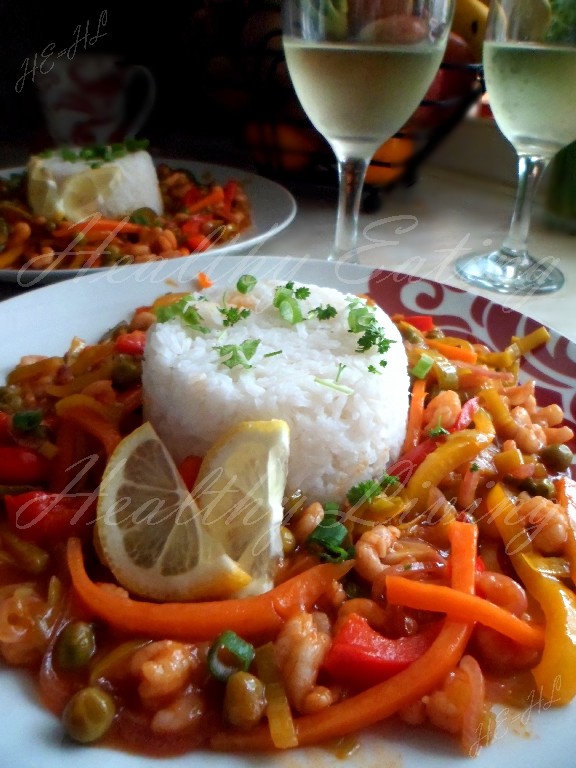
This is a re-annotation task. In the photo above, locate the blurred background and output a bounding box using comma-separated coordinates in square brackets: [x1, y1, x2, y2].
[0, 0, 490, 204]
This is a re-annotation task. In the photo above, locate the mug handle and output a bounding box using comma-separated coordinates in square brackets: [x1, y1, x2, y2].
[124, 65, 157, 137]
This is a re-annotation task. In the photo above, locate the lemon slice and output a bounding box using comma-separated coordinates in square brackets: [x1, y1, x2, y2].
[95, 421, 252, 602]
[27, 160, 64, 220]
[60, 167, 121, 222]
[193, 419, 290, 597]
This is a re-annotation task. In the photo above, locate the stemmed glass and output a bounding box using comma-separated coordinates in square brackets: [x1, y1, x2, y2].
[455, 0, 576, 295]
[282, 0, 454, 263]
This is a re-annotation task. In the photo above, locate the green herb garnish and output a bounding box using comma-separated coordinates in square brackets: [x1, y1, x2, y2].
[347, 298, 395, 371]
[219, 306, 251, 327]
[309, 304, 337, 320]
[429, 425, 450, 438]
[215, 339, 260, 369]
[154, 295, 209, 333]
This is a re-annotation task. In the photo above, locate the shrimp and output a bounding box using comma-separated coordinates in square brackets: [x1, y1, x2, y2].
[130, 640, 202, 702]
[516, 493, 568, 555]
[274, 612, 334, 715]
[422, 390, 462, 431]
[509, 406, 546, 454]
[355, 524, 401, 581]
[290, 501, 324, 545]
[150, 685, 207, 736]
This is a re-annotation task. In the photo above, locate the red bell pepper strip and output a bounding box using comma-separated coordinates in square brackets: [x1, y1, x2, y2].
[453, 396, 480, 431]
[114, 330, 147, 356]
[387, 437, 437, 485]
[4, 491, 96, 544]
[0, 445, 51, 485]
[322, 614, 441, 689]
[403, 315, 434, 333]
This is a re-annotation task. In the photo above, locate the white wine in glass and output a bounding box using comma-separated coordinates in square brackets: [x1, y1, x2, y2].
[455, 0, 576, 294]
[282, 0, 454, 263]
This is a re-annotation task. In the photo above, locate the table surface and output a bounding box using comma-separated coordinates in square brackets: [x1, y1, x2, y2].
[1, 165, 575, 344]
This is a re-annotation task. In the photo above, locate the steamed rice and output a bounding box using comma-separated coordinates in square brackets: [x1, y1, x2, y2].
[142, 279, 410, 502]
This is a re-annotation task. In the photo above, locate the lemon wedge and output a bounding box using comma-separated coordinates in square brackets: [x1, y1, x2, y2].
[95, 422, 253, 602]
[193, 419, 290, 597]
[59, 167, 121, 222]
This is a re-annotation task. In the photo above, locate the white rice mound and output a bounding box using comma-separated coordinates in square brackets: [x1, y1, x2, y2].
[142, 279, 410, 503]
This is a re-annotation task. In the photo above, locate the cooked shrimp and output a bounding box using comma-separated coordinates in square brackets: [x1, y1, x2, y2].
[290, 501, 324, 545]
[516, 493, 568, 555]
[355, 525, 401, 581]
[274, 612, 334, 715]
[423, 390, 462, 431]
[150, 686, 206, 736]
[509, 406, 546, 454]
[130, 640, 201, 701]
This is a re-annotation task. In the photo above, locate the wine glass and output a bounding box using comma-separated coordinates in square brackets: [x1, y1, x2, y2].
[282, 0, 454, 263]
[455, 0, 576, 295]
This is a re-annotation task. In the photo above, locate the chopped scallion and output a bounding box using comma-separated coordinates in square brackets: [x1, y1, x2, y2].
[410, 354, 435, 379]
[207, 630, 255, 682]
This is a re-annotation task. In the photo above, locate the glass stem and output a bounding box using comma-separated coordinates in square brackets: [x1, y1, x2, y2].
[500, 153, 548, 262]
[330, 155, 370, 263]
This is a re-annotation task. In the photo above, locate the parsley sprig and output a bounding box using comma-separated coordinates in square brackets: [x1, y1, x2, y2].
[218, 305, 251, 327]
[347, 473, 400, 506]
[215, 339, 260, 369]
[347, 298, 395, 372]
[154, 295, 209, 333]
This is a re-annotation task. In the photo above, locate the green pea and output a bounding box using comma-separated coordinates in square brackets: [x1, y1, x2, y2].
[55, 621, 96, 669]
[62, 687, 116, 743]
[519, 477, 555, 499]
[539, 443, 574, 473]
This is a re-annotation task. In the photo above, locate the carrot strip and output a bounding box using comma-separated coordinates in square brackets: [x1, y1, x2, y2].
[185, 186, 225, 215]
[448, 520, 478, 595]
[52, 218, 143, 237]
[196, 271, 213, 289]
[385, 575, 544, 650]
[426, 338, 478, 364]
[401, 378, 427, 453]
[66, 538, 353, 641]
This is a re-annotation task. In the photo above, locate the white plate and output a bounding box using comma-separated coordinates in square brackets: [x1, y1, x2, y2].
[0, 255, 574, 768]
[0, 159, 297, 287]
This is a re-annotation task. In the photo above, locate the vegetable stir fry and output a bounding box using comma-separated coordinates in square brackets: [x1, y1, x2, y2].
[0, 282, 575, 759]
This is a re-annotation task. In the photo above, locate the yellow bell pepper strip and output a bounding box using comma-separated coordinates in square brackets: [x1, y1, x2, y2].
[66, 538, 353, 642]
[404, 429, 495, 517]
[44, 358, 115, 398]
[211, 521, 476, 752]
[487, 482, 576, 705]
[254, 642, 298, 749]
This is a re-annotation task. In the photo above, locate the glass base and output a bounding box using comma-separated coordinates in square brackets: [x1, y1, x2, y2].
[455, 249, 564, 296]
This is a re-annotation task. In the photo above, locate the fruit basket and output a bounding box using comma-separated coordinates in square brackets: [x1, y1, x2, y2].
[189, 1, 485, 209]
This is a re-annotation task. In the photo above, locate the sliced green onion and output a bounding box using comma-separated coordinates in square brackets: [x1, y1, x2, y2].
[410, 354, 435, 379]
[236, 274, 257, 294]
[307, 512, 354, 562]
[12, 410, 43, 432]
[314, 377, 353, 395]
[208, 630, 255, 682]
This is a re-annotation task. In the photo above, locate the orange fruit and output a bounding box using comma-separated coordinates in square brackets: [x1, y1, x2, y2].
[365, 136, 416, 187]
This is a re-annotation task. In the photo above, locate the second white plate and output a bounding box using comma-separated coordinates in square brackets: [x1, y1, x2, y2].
[0, 158, 297, 287]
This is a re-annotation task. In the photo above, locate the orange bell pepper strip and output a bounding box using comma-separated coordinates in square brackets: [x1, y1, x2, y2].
[66, 537, 353, 642]
[57, 406, 121, 458]
[401, 378, 427, 454]
[487, 482, 576, 705]
[556, 476, 576, 584]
